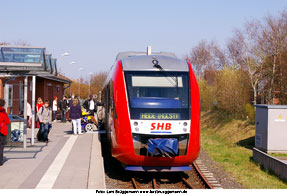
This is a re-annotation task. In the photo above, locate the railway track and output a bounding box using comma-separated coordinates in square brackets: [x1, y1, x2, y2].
[130, 162, 214, 189]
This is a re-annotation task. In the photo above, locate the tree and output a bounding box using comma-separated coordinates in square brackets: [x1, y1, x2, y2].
[260, 12, 287, 104]
[186, 40, 225, 81]
[0, 42, 9, 46]
[90, 71, 108, 94]
[215, 68, 250, 117]
[228, 21, 265, 105]
[186, 40, 213, 79]
[14, 40, 31, 46]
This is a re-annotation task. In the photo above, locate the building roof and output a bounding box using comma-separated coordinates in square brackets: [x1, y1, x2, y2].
[39, 73, 72, 84]
[58, 74, 72, 82]
[255, 104, 287, 109]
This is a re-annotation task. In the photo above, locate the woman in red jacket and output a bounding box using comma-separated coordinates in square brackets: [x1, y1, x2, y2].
[0, 99, 10, 166]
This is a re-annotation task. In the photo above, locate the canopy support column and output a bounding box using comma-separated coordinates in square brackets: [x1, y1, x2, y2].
[31, 76, 36, 145]
[23, 76, 28, 148]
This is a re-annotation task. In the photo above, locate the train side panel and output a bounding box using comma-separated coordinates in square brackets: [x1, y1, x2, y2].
[186, 61, 200, 159]
[111, 60, 134, 160]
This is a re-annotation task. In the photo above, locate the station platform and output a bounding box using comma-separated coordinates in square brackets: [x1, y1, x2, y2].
[0, 122, 106, 189]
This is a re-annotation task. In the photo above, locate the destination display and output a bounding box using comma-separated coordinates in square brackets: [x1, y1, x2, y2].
[140, 113, 180, 120]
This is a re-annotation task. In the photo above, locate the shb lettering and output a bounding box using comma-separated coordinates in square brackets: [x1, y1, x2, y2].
[151, 123, 172, 130]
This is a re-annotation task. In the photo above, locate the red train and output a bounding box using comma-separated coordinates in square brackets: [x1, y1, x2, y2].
[101, 50, 200, 172]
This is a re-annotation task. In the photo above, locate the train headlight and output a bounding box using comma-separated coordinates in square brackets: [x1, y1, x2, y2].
[135, 127, 139, 132]
[134, 121, 138, 126]
[183, 128, 187, 132]
[183, 122, 188, 126]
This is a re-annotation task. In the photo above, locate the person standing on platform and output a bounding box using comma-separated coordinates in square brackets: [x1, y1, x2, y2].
[69, 98, 82, 135]
[89, 95, 95, 116]
[66, 96, 72, 122]
[36, 98, 44, 112]
[93, 95, 98, 114]
[59, 96, 68, 122]
[52, 96, 58, 122]
[27, 102, 32, 128]
[0, 99, 11, 166]
[36, 97, 43, 128]
[37, 100, 52, 143]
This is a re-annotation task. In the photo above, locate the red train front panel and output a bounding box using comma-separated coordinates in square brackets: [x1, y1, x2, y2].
[109, 60, 200, 168]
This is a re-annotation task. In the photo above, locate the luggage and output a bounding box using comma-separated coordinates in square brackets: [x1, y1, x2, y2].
[37, 123, 52, 142]
[37, 127, 45, 142]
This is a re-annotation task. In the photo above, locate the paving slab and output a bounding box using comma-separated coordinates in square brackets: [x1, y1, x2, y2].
[0, 121, 105, 189]
[53, 134, 93, 189]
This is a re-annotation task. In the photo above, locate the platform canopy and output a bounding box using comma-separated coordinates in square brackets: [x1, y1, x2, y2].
[0, 46, 56, 76]
[51, 58, 58, 76]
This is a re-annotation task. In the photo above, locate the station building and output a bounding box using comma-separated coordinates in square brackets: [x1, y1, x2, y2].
[0, 46, 72, 115]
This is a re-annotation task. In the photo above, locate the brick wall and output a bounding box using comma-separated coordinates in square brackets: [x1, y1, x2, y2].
[2, 76, 65, 115]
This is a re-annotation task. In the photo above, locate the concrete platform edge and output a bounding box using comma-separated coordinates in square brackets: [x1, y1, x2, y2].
[253, 147, 287, 181]
[88, 133, 106, 189]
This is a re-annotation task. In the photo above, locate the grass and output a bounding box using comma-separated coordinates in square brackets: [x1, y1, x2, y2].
[269, 153, 287, 157]
[200, 110, 287, 189]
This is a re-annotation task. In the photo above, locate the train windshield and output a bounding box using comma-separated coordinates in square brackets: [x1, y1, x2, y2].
[124, 71, 190, 120]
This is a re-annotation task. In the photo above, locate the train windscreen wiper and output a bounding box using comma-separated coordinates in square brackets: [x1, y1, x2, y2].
[153, 63, 178, 88]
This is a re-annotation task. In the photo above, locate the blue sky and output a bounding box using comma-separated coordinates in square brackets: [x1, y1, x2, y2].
[1, 0, 286, 79]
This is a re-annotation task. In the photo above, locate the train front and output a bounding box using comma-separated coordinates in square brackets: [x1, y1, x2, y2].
[113, 55, 200, 172]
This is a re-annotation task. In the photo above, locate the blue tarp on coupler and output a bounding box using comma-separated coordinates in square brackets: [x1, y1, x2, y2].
[147, 138, 178, 157]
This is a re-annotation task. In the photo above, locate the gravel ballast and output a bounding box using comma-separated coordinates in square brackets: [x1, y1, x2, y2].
[198, 149, 243, 189]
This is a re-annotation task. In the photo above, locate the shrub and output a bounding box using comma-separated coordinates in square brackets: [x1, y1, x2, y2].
[244, 103, 255, 123]
[215, 68, 250, 118]
[198, 79, 216, 111]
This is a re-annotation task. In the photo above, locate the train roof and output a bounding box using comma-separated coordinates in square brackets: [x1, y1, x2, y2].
[116, 52, 176, 60]
[119, 54, 189, 72]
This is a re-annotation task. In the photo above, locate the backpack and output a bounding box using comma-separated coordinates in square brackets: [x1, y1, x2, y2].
[41, 106, 51, 116]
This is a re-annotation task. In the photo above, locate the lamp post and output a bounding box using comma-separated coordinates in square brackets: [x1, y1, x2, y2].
[88, 72, 93, 96]
[61, 52, 74, 97]
[78, 68, 84, 99]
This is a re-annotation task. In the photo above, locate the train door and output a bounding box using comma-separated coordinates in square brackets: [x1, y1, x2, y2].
[104, 84, 112, 145]
[108, 81, 115, 132]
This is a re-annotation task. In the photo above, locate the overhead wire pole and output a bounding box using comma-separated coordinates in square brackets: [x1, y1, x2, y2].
[23, 76, 28, 148]
[31, 75, 36, 145]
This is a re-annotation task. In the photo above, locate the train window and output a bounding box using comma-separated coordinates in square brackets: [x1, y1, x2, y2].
[132, 76, 183, 88]
[124, 71, 190, 120]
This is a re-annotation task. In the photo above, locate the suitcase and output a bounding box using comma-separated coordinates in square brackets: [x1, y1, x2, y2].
[37, 128, 45, 141]
[37, 124, 52, 141]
